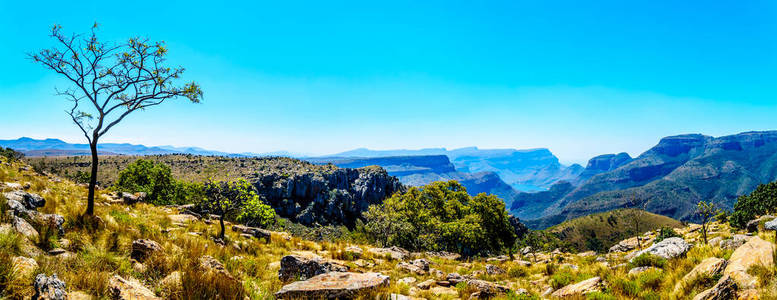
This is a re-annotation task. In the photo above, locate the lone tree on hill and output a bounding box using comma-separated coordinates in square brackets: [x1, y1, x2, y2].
[202, 179, 257, 240]
[29, 24, 203, 216]
[696, 200, 720, 244]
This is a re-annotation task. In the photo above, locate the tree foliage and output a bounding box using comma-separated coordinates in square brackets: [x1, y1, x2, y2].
[696, 200, 719, 244]
[200, 179, 275, 239]
[29, 23, 202, 216]
[364, 180, 516, 257]
[0, 147, 24, 162]
[730, 181, 777, 228]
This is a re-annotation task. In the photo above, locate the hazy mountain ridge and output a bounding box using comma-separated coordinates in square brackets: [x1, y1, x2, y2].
[526, 130, 777, 229]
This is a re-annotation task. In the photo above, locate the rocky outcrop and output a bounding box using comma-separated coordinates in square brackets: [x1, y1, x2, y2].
[629, 237, 691, 261]
[397, 259, 430, 275]
[278, 255, 349, 282]
[723, 236, 775, 289]
[465, 279, 510, 297]
[275, 272, 389, 299]
[4, 190, 45, 210]
[13, 216, 38, 240]
[550, 276, 604, 298]
[33, 274, 67, 300]
[745, 215, 774, 232]
[232, 225, 271, 241]
[692, 275, 738, 300]
[252, 166, 402, 227]
[130, 239, 162, 262]
[108, 275, 160, 300]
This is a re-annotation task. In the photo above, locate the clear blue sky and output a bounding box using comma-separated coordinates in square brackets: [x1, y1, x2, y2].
[1, 0, 776, 164]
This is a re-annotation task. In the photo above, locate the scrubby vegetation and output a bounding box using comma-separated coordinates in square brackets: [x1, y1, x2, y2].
[731, 180, 777, 228]
[363, 180, 516, 257]
[115, 159, 203, 205]
[0, 147, 24, 162]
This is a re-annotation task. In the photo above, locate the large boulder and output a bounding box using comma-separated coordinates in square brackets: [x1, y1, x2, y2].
[720, 234, 751, 250]
[4, 190, 45, 210]
[232, 225, 271, 241]
[130, 239, 162, 262]
[465, 279, 510, 297]
[275, 272, 389, 299]
[368, 246, 410, 260]
[674, 257, 727, 293]
[692, 275, 738, 300]
[108, 275, 160, 300]
[629, 237, 691, 261]
[551, 276, 604, 298]
[723, 236, 775, 289]
[278, 255, 349, 282]
[33, 274, 67, 300]
[745, 215, 774, 232]
[609, 237, 639, 253]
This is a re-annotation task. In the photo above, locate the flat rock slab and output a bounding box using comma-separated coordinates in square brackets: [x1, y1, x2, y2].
[629, 237, 691, 261]
[723, 236, 775, 289]
[275, 272, 389, 299]
[551, 276, 603, 298]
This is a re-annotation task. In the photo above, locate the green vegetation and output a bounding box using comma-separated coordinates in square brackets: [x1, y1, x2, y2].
[696, 200, 720, 244]
[548, 208, 682, 252]
[115, 159, 203, 205]
[202, 178, 275, 239]
[654, 226, 681, 243]
[731, 180, 777, 228]
[364, 180, 516, 257]
[0, 147, 24, 161]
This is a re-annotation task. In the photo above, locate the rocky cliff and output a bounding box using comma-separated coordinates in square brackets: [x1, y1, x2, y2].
[252, 165, 403, 227]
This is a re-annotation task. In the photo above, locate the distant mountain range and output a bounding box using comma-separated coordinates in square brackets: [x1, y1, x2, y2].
[523, 131, 777, 229]
[0, 137, 309, 157]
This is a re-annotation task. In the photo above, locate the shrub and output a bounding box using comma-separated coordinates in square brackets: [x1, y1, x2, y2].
[116, 159, 204, 205]
[507, 265, 528, 278]
[730, 181, 777, 228]
[0, 147, 24, 162]
[654, 226, 681, 243]
[549, 272, 574, 289]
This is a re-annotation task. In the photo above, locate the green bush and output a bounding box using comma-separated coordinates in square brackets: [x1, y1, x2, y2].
[115, 159, 204, 205]
[730, 181, 777, 228]
[363, 180, 516, 257]
[654, 226, 681, 243]
[0, 147, 24, 162]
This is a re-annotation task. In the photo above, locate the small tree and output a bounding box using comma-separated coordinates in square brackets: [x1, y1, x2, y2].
[696, 200, 720, 244]
[201, 179, 256, 240]
[30, 24, 202, 216]
[625, 192, 648, 250]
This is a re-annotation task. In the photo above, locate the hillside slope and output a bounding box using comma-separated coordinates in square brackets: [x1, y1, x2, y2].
[547, 208, 683, 252]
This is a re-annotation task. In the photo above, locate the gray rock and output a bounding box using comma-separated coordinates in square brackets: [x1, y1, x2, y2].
[764, 218, 777, 231]
[398, 259, 430, 275]
[33, 274, 67, 300]
[692, 275, 738, 300]
[746, 215, 775, 232]
[278, 255, 349, 282]
[232, 225, 271, 241]
[13, 216, 38, 240]
[4, 190, 45, 210]
[629, 237, 691, 261]
[720, 235, 751, 250]
[275, 272, 389, 299]
[485, 264, 506, 275]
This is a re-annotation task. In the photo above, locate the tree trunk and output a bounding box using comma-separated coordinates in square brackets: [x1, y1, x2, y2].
[219, 214, 226, 240]
[85, 141, 98, 216]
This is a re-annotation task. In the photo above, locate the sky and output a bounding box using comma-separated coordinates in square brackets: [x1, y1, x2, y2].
[0, 1, 776, 164]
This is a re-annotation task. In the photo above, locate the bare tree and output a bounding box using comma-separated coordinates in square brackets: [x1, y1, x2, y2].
[626, 192, 648, 250]
[29, 24, 202, 216]
[696, 200, 720, 244]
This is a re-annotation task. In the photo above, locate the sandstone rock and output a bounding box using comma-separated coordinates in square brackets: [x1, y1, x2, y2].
[398, 277, 417, 285]
[609, 236, 641, 253]
[466, 279, 510, 297]
[577, 251, 597, 257]
[33, 274, 67, 300]
[13, 216, 38, 240]
[167, 214, 198, 224]
[199, 256, 235, 280]
[485, 264, 505, 275]
[108, 275, 160, 300]
[745, 215, 775, 232]
[416, 279, 435, 290]
[692, 275, 737, 300]
[278, 255, 349, 282]
[159, 271, 182, 290]
[231, 224, 272, 241]
[368, 246, 409, 260]
[12, 256, 38, 278]
[675, 257, 727, 294]
[398, 259, 430, 275]
[446, 273, 466, 285]
[629, 237, 691, 261]
[723, 236, 775, 289]
[551, 277, 603, 298]
[275, 272, 389, 299]
[708, 236, 724, 247]
[429, 268, 445, 280]
[2, 182, 23, 190]
[130, 239, 162, 262]
[486, 255, 509, 262]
